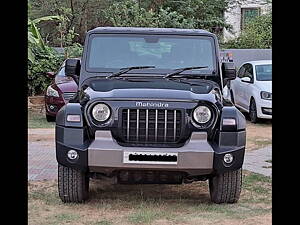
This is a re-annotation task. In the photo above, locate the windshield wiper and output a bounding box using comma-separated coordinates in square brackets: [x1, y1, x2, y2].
[163, 66, 208, 78]
[106, 66, 155, 78]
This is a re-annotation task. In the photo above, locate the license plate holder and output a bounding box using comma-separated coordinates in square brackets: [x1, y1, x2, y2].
[123, 151, 178, 165]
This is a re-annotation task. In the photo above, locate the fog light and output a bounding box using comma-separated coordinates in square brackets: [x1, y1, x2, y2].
[224, 153, 233, 164]
[67, 150, 78, 160]
[262, 107, 272, 115]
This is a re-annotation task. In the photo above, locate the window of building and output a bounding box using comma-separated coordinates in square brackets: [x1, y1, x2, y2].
[241, 8, 260, 30]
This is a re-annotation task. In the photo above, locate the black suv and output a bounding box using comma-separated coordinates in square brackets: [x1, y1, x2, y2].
[56, 27, 246, 204]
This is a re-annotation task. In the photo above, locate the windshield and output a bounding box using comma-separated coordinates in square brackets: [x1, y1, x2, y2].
[86, 34, 216, 74]
[57, 67, 65, 76]
[255, 64, 272, 81]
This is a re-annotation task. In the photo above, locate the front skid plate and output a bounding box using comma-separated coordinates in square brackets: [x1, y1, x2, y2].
[88, 131, 214, 170]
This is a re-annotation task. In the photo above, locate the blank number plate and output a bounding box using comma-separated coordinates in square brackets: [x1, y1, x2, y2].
[123, 151, 178, 165]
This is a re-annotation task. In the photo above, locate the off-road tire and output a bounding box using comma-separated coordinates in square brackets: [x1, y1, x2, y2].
[58, 164, 89, 203]
[46, 114, 56, 122]
[209, 168, 242, 204]
[249, 99, 258, 123]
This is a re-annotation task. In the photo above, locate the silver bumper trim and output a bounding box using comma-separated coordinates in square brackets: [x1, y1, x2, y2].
[88, 131, 214, 170]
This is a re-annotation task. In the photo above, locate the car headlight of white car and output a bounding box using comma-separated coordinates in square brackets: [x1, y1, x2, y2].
[260, 91, 272, 100]
[46, 86, 59, 97]
[92, 103, 111, 122]
[193, 105, 212, 124]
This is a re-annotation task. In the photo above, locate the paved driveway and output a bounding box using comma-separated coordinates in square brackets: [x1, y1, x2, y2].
[243, 146, 272, 177]
[28, 128, 272, 181]
[28, 129, 57, 180]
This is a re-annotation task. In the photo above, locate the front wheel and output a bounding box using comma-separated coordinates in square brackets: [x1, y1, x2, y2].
[46, 114, 56, 122]
[58, 164, 89, 203]
[209, 168, 242, 204]
[249, 99, 258, 123]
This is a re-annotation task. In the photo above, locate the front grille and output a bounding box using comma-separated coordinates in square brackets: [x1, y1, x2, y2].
[122, 109, 182, 144]
[63, 92, 76, 101]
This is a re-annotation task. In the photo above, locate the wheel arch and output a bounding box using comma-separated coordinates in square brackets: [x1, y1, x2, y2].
[249, 96, 256, 111]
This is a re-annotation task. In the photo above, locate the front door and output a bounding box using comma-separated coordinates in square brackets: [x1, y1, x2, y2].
[238, 63, 254, 110]
[232, 65, 245, 107]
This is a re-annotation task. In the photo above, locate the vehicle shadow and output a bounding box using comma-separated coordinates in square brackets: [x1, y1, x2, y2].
[88, 178, 211, 205]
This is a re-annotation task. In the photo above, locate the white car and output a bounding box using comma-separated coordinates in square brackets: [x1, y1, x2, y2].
[229, 60, 272, 123]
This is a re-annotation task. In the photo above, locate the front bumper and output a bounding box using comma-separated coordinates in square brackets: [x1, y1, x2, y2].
[89, 131, 214, 176]
[256, 99, 272, 119]
[45, 96, 66, 116]
[56, 128, 245, 176]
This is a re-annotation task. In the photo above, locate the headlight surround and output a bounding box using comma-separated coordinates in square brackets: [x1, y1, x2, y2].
[91, 103, 111, 122]
[261, 91, 272, 100]
[193, 105, 212, 124]
[46, 86, 59, 97]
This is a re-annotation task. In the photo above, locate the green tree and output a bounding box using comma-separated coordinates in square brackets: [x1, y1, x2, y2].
[29, 0, 233, 45]
[29, 0, 114, 45]
[28, 15, 61, 62]
[103, 0, 196, 28]
[28, 3, 64, 96]
[162, 0, 229, 29]
[28, 46, 64, 96]
[222, 13, 272, 49]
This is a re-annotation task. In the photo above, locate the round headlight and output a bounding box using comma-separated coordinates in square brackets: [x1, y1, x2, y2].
[92, 103, 111, 122]
[193, 106, 212, 124]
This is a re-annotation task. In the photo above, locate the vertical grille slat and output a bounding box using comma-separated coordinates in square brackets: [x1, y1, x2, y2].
[164, 110, 167, 142]
[146, 110, 149, 142]
[155, 109, 158, 142]
[122, 108, 182, 144]
[127, 109, 130, 141]
[136, 109, 139, 141]
[174, 110, 177, 142]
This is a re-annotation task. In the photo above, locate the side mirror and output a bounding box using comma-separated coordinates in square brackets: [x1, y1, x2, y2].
[241, 77, 251, 83]
[46, 72, 55, 79]
[65, 58, 80, 85]
[222, 62, 236, 80]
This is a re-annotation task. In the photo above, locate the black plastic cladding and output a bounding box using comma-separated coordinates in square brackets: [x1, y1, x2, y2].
[56, 103, 83, 127]
[220, 106, 246, 131]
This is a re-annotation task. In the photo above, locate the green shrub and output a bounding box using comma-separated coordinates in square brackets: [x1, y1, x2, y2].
[222, 13, 272, 49]
[65, 43, 83, 58]
[28, 46, 64, 96]
[103, 0, 196, 28]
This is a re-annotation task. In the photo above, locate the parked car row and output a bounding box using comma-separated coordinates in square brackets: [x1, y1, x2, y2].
[44, 59, 271, 124]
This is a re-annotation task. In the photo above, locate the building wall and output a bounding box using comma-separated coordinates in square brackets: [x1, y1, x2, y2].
[221, 48, 272, 68]
[223, 0, 272, 42]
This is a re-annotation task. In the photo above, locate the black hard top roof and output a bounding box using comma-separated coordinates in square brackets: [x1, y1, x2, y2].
[88, 27, 214, 36]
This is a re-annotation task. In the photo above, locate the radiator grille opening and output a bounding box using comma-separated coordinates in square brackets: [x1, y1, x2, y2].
[122, 109, 182, 144]
[63, 92, 76, 101]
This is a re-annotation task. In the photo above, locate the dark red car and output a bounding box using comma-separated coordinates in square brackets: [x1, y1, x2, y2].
[45, 60, 78, 121]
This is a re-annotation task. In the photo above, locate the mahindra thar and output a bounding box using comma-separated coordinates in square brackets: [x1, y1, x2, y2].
[55, 27, 246, 204]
